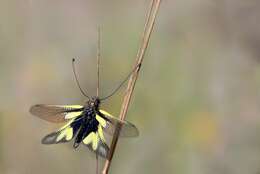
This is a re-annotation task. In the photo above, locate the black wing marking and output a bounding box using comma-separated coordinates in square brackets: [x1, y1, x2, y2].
[97, 109, 139, 137]
[87, 139, 109, 159]
[30, 104, 84, 123]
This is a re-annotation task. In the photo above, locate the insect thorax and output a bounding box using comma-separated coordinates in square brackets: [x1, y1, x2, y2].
[82, 102, 100, 131]
[83, 106, 95, 120]
[78, 97, 101, 136]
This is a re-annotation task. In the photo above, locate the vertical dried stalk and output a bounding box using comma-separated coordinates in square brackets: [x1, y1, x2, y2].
[96, 27, 101, 174]
[102, 0, 161, 173]
[97, 27, 101, 97]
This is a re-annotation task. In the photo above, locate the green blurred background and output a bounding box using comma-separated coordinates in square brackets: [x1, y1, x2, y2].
[1, 0, 260, 173]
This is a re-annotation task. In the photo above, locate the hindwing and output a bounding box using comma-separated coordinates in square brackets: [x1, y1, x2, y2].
[82, 125, 109, 158]
[42, 117, 82, 144]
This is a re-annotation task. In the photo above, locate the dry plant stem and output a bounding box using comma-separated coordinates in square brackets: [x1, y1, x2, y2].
[97, 27, 101, 97]
[96, 153, 99, 174]
[102, 0, 161, 173]
[96, 27, 101, 174]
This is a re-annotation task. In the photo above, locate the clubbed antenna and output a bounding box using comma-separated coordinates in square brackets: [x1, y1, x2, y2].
[72, 58, 90, 99]
[100, 63, 141, 101]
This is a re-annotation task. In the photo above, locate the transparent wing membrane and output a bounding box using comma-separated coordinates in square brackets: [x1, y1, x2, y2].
[98, 110, 139, 137]
[30, 104, 83, 123]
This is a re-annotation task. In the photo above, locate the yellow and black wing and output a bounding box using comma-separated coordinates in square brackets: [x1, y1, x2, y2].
[82, 125, 109, 158]
[41, 118, 80, 144]
[30, 104, 84, 145]
[97, 110, 139, 137]
[29, 104, 84, 123]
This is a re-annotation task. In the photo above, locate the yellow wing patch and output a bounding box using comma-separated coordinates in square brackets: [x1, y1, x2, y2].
[82, 132, 103, 151]
[65, 111, 82, 119]
[61, 105, 83, 120]
[100, 110, 113, 117]
[54, 105, 83, 109]
[56, 127, 73, 142]
[96, 114, 106, 127]
[65, 127, 73, 141]
[83, 132, 95, 145]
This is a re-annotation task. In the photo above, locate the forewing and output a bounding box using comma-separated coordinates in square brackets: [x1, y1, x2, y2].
[97, 110, 139, 137]
[30, 104, 83, 123]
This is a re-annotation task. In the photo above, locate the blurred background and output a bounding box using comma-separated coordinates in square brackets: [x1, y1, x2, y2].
[1, 0, 260, 173]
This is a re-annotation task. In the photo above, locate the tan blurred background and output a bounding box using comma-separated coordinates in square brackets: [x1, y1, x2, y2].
[1, 0, 260, 173]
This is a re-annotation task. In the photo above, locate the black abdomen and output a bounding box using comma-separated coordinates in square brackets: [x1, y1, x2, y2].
[73, 107, 99, 148]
